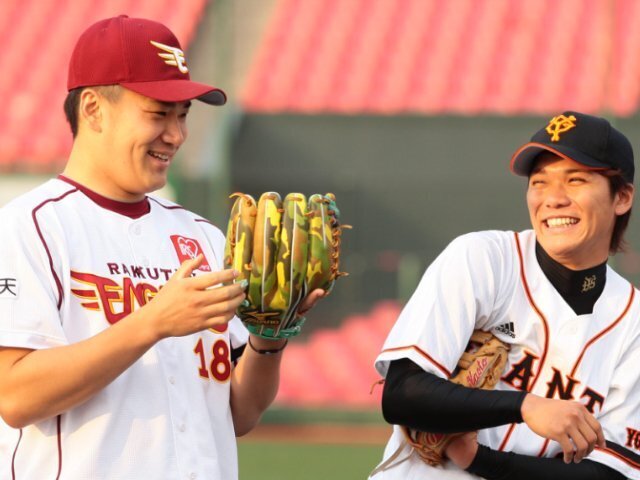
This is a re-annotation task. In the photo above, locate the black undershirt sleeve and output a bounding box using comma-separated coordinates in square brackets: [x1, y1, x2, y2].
[467, 445, 626, 480]
[383, 359, 625, 479]
[382, 358, 526, 433]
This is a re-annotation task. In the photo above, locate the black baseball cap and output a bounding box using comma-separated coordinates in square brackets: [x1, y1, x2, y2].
[510, 111, 634, 183]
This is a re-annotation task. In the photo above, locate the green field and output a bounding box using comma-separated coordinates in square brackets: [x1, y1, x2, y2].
[238, 442, 383, 480]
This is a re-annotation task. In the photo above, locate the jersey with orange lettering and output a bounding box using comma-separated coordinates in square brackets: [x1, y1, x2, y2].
[371, 229, 640, 480]
[0, 175, 248, 480]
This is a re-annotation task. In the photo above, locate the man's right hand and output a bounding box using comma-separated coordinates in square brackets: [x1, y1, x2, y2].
[521, 393, 605, 464]
[144, 254, 247, 340]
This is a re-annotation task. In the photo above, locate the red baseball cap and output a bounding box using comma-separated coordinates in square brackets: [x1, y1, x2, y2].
[67, 15, 226, 106]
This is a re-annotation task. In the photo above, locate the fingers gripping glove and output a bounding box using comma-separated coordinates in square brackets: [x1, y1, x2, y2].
[402, 331, 510, 467]
[224, 192, 346, 339]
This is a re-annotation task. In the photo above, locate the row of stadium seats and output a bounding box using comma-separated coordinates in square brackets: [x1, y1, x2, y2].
[276, 300, 401, 408]
[242, 0, 640, 115]
[5, 0, 640, 168]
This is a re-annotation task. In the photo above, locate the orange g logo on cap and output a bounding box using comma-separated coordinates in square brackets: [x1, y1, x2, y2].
[545, 114, 577, 142]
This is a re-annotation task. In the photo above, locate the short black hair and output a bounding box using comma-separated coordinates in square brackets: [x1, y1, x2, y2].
[63, 85, 122, 137]
[603, 170, 633, 254]
[63, 88, 83, 138]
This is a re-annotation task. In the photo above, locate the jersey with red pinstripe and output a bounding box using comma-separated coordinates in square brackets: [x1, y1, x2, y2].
[0, 176, 249, 480]
[371, 229, 640, 480]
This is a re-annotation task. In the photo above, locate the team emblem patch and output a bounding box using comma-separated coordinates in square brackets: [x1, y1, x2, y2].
[170, 235, 211, 271]
[150, 40, 189, 74]
[581, 275, 597, 293]
[0, 277, 18, 298]
[545, 114, 577, 141]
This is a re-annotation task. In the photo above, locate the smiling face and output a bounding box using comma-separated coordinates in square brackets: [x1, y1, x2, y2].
[71, 87, 191, 202]
[527, 153, 633, 270]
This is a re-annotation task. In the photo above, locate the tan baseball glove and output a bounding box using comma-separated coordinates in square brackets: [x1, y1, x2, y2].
[402, 330, 510, 466]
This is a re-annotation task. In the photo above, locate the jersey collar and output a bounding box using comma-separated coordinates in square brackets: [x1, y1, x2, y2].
[57, 175, 151, 219]
[534, 241, 607, 315]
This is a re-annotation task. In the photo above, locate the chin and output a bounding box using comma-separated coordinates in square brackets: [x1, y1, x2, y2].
[538, 236, 580, 257]
[146, 176, 168, 193]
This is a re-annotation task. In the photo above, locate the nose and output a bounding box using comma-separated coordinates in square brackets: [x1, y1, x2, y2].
[162, 113, 186, 146]
[544, 182, 571, 208]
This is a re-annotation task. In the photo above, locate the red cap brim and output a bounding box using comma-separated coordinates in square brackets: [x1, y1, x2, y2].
[121, 79, 227, 105]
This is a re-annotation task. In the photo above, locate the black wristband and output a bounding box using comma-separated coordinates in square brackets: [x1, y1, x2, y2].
[247, 337, 288, 355]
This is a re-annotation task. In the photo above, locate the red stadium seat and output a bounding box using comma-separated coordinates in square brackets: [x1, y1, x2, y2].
[276, 301, 401, 408]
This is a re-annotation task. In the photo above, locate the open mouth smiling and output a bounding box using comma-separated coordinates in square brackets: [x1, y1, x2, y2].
[544, 217, 579, 228]
[148, 151, 171, 162]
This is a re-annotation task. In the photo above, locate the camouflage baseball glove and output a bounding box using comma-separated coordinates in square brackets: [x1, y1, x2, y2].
[402, 330, 510, 466]
[224, 191, 347, 339]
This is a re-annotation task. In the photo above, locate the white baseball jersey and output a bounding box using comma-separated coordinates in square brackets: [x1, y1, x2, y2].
[0, 176, 248, 480]
[371, 230, 640, 480]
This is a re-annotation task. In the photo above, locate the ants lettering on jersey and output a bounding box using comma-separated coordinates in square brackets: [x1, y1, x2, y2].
[546, 367, 580, 400]
[502, 353, 604, 413]
[502, 351, 539, 391]
[580, 387, 605, 413]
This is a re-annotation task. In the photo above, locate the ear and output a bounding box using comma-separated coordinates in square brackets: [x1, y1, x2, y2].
[614, 184, 634, 216]
[78, 88, 104, 133]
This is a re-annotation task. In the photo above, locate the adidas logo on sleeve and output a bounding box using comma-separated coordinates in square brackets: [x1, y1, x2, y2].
[494, 322, 516, 338]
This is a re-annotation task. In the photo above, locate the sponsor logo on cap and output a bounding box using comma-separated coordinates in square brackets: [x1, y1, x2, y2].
[170, 235, 211, 271]
[546, 114, 577, 141]
[150, 40, 189, 74]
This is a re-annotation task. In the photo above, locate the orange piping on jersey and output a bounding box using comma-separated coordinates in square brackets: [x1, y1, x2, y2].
[596, 446, 640, 470]
[381, 345, 452, 378]
[571, 284, 634, 377]
[537, 438, 552, 457]
[499, 232, 551, 452]
[536, 285, 636, 458]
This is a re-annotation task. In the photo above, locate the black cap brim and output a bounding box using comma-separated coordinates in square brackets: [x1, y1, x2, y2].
[510, 142, 611, 176]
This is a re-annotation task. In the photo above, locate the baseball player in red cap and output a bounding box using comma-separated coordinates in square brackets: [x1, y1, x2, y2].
[0, 15, 324, 479]
[371, 112, 640, 480]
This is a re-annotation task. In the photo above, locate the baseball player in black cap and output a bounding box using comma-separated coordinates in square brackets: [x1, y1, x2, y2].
[371, 112, 639, 480]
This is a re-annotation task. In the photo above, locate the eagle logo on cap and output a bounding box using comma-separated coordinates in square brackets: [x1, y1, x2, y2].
[150, 40, 189, 74]
[546, 114, 577, 142]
